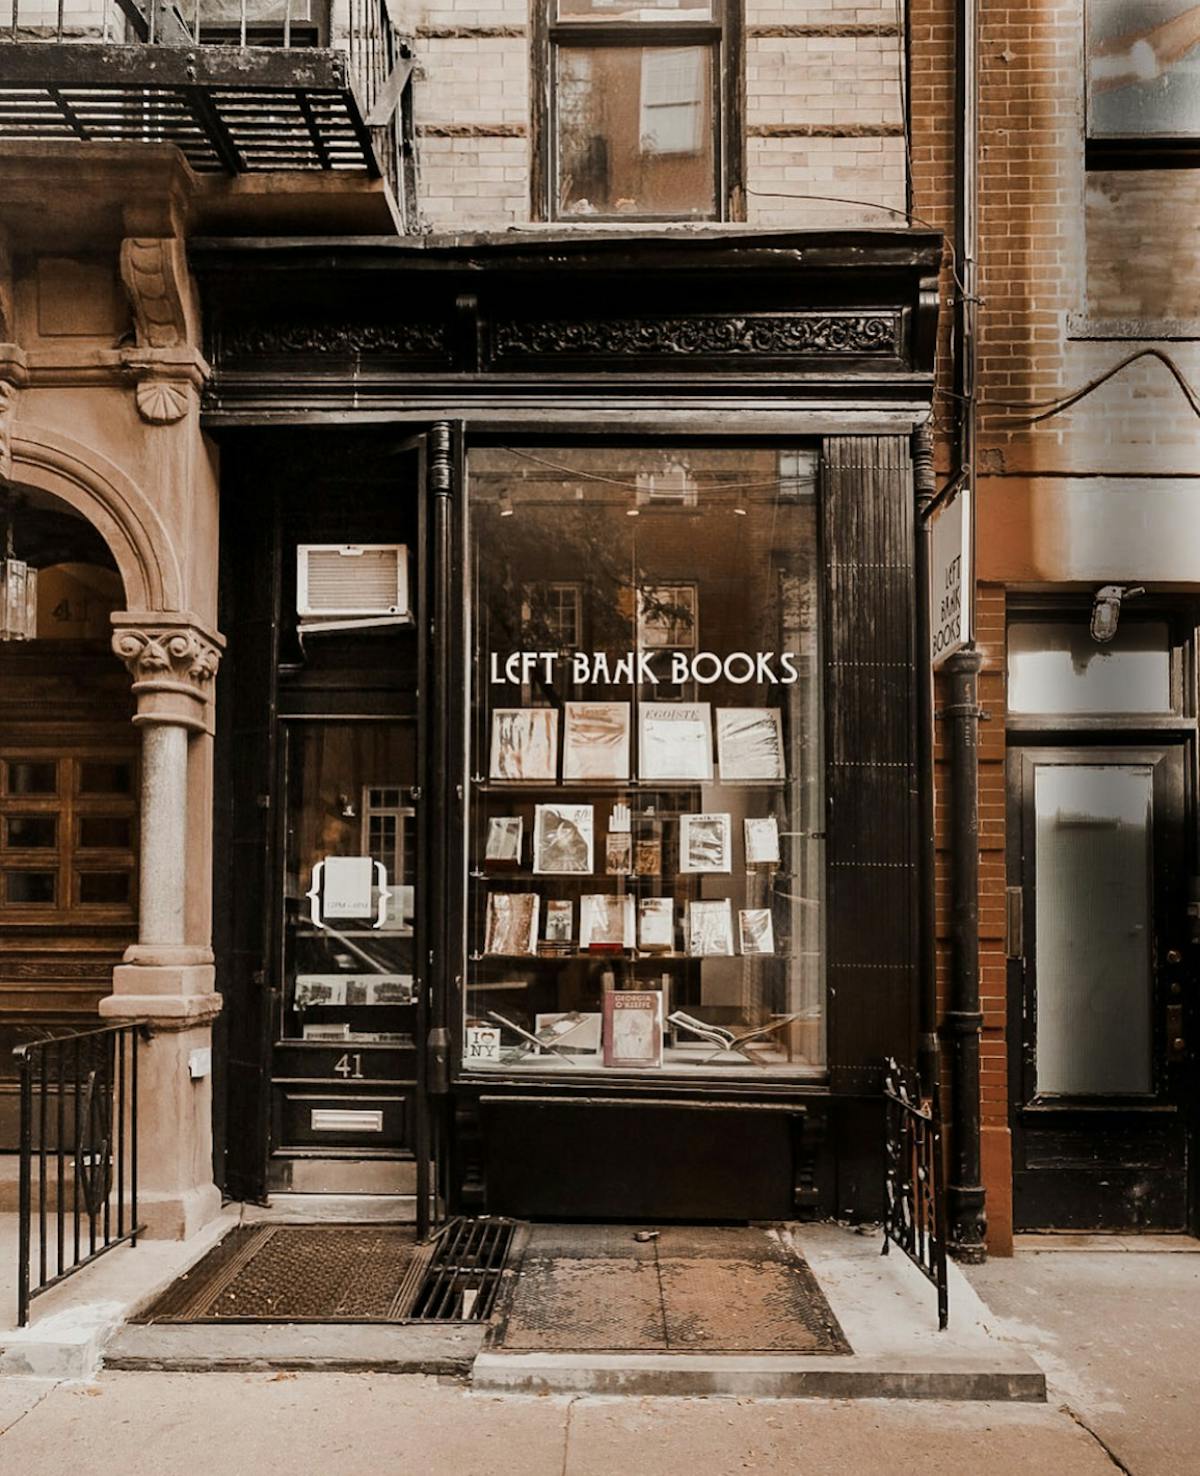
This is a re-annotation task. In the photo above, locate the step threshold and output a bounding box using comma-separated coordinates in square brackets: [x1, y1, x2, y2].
[105, 1321, 486, 1375]
[471, 1350, 1047, 1402]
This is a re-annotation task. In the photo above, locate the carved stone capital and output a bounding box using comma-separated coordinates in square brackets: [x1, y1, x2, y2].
[111, 613, 225, 732]
[112, 624, 221, 688]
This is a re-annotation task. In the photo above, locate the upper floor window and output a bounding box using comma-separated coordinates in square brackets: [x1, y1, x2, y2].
[537, 0, 739, 221]
[1086, 0, 1200, 162]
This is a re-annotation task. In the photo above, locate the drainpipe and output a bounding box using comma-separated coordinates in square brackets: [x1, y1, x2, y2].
[945, 0, 987, 1263]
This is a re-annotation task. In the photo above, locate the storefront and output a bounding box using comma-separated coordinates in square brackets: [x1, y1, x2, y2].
[197, 230, 942, 1222]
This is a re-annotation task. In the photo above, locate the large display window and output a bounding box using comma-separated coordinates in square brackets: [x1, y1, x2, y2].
[463, 447, 824, 1078]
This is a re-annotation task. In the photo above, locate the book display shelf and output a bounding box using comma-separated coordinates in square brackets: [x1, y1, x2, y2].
[463, 447, 826, 1080]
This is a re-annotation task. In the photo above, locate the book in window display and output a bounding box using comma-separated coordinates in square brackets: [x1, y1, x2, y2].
[605, 831, 633, 876]
[484, 892, 540, 956]
[562, 701, 631, 782]
[637, 702, 713, 782]
[738, 908, 776, 956]
[489, 708, 559, 782]
[484, 815, 523, 868]
[533, 803, 595, 875]
[679, 812, 732, 874]
[744, 816, 781, 867]
[634, 834, 663, 877]
[688, 898, 735, 957]
[580, 892, 636, 950]
[638, 896, 674, 952]
[603, 989, 664, 1070]
[716, 708, 786, 782]
[543, 898, 574, 944]
[535, 1011, 602, 1056]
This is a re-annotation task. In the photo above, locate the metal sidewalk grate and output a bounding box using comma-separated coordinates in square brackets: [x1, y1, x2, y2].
[407, 1216, 517, 1323]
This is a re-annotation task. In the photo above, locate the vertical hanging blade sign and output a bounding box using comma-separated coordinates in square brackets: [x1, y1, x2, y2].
[931, 490, 972, 668]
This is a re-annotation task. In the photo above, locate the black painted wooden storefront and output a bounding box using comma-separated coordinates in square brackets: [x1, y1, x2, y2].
[200, 230, 940, 1220]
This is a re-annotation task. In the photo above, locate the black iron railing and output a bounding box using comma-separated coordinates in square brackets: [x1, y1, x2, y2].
[15, 1021, 146, 1328]
[881, 1054, 948, 1330]
[0, 0, 418, 226]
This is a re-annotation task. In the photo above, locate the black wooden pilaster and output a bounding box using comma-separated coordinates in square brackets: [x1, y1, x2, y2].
[822, 435, 919, 1099]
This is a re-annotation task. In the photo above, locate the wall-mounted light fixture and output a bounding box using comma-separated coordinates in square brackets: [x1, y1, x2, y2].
[1090, 583, 1144, 644]
[0, 492, 37, 642]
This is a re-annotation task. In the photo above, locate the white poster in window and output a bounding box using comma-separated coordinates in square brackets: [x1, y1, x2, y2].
[638, 702, 713, 781]
[320, 856, 375, 919]
[533, 804, 595, 875]
[744, 816, 781, 867]
[563, 702, 631, 781]
[679, 813, 732, 874]
[489, 708, 559, 781]
[716, 708, 785, 782]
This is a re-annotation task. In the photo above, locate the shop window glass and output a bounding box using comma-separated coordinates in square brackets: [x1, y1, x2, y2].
[545, 1, 728, 221]
[465, 446, 824, 1079]
[556, 45, 715, 218]
[1086, 0, 1200, 143]
[1008, 621, 1172, 714]
[281, 722, 418, 1047]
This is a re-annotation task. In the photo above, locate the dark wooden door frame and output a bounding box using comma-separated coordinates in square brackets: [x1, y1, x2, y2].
[1006, 737, 1195, 1232]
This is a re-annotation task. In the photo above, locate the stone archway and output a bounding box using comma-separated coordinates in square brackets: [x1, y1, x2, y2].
[10, 423, 182, 614]
[5, 418, 225, 1240]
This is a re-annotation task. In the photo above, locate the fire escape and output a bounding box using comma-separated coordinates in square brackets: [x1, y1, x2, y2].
[0, 0, 418, 229]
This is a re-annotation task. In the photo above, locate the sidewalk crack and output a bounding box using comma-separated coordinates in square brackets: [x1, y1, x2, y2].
[559, 1393, 578, 1476]
[0, 1381, 59, 1439]
[652, 1237, 670, 1350]
[1061, 1403, 1134, 1475]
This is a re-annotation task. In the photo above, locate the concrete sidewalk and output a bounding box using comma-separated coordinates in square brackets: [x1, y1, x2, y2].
[0, 1373, 1117, 1476]
[967, 1241, 1200, 1476]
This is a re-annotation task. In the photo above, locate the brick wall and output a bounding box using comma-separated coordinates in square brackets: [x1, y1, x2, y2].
[913, 0, 1200, 1251]
[396, 0, 910, 231]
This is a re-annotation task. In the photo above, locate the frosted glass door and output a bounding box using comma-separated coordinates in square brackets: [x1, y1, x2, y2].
[1034, 764, 1153, 1096]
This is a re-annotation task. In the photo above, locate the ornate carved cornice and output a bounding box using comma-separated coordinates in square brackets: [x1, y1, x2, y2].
[220, 319, 448, 359]
[492, 313, 901, 361]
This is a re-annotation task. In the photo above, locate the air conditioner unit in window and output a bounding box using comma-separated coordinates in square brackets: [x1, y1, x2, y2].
[296, 545, 411, 631]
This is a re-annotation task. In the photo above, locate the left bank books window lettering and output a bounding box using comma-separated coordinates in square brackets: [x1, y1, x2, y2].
[465, 446, 824, 1079]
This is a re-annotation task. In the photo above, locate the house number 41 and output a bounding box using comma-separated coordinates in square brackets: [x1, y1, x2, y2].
[334, 1053, 364, 1080]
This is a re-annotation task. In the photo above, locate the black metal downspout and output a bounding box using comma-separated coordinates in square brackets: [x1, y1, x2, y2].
[946, 0, 988, 1263]
[944, 646, 986, 1259]
[912, 424, 940, 1100]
